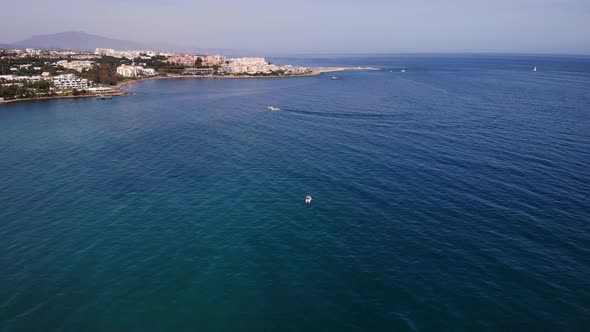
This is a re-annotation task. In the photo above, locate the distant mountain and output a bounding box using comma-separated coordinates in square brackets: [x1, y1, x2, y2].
[9, 31, 147, 51]
[4, 31, 243, 55]
[0, 31, 243, 56]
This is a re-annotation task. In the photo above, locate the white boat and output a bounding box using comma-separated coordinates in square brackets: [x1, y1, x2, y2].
[401, 67, 406, 73]
[331, 76, 339, 80]
[267, 106, 280, 111]
[305, 196, 312, 204]
[533, 66, 537, 72]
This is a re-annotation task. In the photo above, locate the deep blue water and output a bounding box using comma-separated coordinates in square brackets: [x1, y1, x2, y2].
[1, 55, 589, 331]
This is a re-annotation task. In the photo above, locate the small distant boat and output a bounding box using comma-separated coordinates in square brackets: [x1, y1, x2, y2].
[533, 66, 537, 72]
[267, 106, 280, 111]
[401, 67, 406, 73]
[96, 94, 112, 100]
[305, 196, 312, 205]
[331, 76, 339, 80]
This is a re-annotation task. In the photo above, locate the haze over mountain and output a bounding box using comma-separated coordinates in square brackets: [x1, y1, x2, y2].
[8, 31, 146, 51]
[3, 31, 234, 55]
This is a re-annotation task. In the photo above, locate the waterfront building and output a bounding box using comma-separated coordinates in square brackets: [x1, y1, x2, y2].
[141, 68, 157, 76]
[52, 74, 89, 89]
[221, 57, 311, 75]
[88, 87, 114, 93]
[183, 68, 214, 75]
[223, 57, 275, 74]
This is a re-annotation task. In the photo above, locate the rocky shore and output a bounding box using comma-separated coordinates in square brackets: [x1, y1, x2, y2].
[0, 90, 126, 105]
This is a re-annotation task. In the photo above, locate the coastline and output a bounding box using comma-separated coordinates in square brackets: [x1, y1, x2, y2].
[0, 91, 126, 105]
[112, 72, 323, 90]
[114, 67, 379, 90]
[0, 67, 379, 106]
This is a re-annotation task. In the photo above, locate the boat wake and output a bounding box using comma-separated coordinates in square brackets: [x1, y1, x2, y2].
[280, 108, 399, 120]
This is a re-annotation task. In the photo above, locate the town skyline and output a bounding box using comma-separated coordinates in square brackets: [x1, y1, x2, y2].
[1, 0, 589, 55]
[1, 45, 330, 104]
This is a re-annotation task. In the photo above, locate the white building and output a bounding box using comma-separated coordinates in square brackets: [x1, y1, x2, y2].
[95, 48, 115, 56]
[98, 50, 144, 59]
[22, 76, 44, 82]
[202, 55, 227, 67]
[25, 48, 41, 55]
[88, 87, 114, 93]
[223, 57, 276, 74]
[141, 68, 157, 76]
[183, 68, 214, 75]
[116, 64, 157, 77]
[52, 74, 89, 89]
[116, 64, 141, 77]
[0, 75, 18, 81]
[56, 60, 94, 72]
[233, 57, 267, 66]
[0, 75, 50, 82]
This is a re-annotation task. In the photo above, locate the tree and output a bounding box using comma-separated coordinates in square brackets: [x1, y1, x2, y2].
[98, 64, 117, 85]
[72, 88, 80, 96]
[81, 65, 100, 82]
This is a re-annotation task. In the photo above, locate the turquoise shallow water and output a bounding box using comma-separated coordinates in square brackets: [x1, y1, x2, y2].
[1, 55, 589, 331]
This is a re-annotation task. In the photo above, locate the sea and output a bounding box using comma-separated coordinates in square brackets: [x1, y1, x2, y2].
[0, 55, 589, 331]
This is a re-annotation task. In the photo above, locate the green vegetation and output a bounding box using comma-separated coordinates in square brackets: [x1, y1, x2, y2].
[0, 80, 52, 99]
[132, 55, 185, 74]
[80, 63, 118, 85]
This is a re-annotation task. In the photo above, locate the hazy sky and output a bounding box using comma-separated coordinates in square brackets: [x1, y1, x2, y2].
[1, 0, 589, 54]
